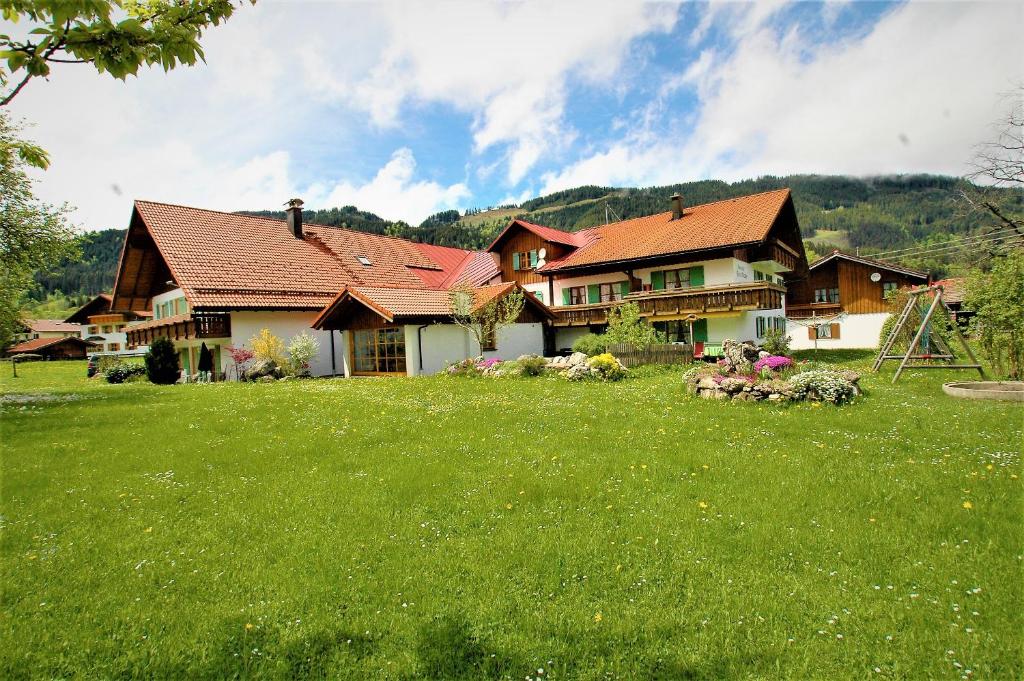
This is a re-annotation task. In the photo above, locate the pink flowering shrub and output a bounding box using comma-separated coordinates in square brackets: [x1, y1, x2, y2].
[753, 355, 793, 373]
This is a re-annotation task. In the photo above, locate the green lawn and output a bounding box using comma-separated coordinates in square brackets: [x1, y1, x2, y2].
[1, 357, 1021, 679]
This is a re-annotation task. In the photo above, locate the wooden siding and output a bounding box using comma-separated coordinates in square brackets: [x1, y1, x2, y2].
[496, 229, 570, 285]
[787, 256, 927, 316]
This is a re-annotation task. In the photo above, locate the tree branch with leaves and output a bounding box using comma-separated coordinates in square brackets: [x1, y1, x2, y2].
[1, 0, 253, 106]
[449, 283, 525, 356]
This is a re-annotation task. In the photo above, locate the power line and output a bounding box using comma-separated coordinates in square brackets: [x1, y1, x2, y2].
[867, 226, 1022, 258]
[881, 234, 1024, 262]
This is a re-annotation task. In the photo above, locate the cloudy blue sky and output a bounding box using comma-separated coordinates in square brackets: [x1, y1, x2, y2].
[5, 0, 1022, 231]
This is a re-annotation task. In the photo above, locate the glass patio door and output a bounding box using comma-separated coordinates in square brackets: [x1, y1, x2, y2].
[352, 328, 407, 375]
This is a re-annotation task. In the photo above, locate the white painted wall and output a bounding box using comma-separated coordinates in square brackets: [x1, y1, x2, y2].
[406, 322, 545, 376]
[555, 326, 594, 352]
[707, 308, 785, 345]
[789, 312, 889, 350]
[229, 311, 348, 378]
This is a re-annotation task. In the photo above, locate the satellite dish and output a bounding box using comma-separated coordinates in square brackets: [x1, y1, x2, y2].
[536, 258, 547, 268]
[870, 272, 882, 282]
[538, 248, 547, 259]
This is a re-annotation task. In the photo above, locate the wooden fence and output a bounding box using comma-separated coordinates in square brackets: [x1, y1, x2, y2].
[606, 343, 693, 367]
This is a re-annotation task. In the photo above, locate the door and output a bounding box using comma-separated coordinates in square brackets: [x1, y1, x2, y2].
[352, 327, 407, 375]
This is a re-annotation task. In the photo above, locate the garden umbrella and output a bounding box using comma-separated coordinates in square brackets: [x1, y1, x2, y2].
[198, 343, 213, 379]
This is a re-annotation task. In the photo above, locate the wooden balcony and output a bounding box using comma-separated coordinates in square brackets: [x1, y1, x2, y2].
[126, 313, 231, 346]
[552, 282, 787, 327]
[785, 301, 842, 319]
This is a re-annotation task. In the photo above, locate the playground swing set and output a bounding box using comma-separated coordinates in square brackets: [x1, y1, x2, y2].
[873, 284, 985, 383]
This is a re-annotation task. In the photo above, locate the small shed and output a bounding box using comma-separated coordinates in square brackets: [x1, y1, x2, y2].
[5, 336, 97, 360]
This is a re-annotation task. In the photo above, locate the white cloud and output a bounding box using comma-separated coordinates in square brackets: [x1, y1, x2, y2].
[543, 1, 1024, 193]
[333, 1, 678, 183]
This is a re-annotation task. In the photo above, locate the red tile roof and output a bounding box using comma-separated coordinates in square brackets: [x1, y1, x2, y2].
[131, 201, 499, 310]
[487, 218, 590, 251]
[536, 189, 793, 272]
[933, 277, 966, 303]
[7, 336, 95, 354]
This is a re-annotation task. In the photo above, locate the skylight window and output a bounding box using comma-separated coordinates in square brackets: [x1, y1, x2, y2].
[357, 256, 372, 266]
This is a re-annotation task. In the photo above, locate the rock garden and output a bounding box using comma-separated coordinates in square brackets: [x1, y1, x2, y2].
[682, 339, 861, 404]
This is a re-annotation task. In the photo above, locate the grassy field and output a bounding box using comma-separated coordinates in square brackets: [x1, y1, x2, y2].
[1, 356, 1021, 679]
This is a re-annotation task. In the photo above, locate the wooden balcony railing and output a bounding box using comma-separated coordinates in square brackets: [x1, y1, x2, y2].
[552, 282, 787, 327]
[126, 313, 231, 346]
[784, 301, 842, 319]
[770, 243, 798, 271]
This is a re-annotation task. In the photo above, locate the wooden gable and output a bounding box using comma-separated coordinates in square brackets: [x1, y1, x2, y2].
[111, 209, 177, 313]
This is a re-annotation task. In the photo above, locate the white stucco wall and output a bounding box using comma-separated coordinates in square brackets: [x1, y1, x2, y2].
[554, 326, 594, 353]
[705, 308, 787, 345]
[406, 322, 545, 376]
[789, 312, 889, 350]
[229, 311, 348, 378]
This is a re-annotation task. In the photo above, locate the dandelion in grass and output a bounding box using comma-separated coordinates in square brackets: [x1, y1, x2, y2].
[594, 612, 602, 623]
[962, 501, 973, 510]
[698, 501, 709, 509]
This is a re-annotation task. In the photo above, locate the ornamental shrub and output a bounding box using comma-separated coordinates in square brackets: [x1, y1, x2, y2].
[250, 328, 287, 367]
[516, 354, 547, 376]
[587, 353, 627, 381]
[105, 362, 146, 384]
[786, 370, 856, 404]
[572, 333, 607, 357]
[761, 327, 791, 355]
[753, 355, 793, 373]
[604, 302, 663, 350]
[287, 332, 320, 376]
[144, 338, 180, 385]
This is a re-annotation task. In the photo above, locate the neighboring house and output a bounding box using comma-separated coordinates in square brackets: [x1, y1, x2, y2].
[932, 277, 973, 328]
[486, 189, 809, 355]
[786, 251, 929, 349]
[113, 200, 521, 379]
[5, 336, 97, 360]
[65, 293, 151, 354]
[13, 319, 81, 343]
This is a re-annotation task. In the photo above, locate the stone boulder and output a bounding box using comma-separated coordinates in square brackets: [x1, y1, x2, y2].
[722, 339, 760, 369]
[567, 352, 589, 367]
[245, 359, 282, 381]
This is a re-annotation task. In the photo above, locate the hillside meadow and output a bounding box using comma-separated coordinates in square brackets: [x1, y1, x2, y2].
[1, 355, 1021, 679]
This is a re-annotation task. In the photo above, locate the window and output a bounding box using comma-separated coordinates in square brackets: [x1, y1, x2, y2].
[654, 320, 690, 344]
[882, 281, 898, 299]
[513, 250, 538, 271]
[771, 317, 786, 333]
[814, 287, 840, 303]
[532, 290, 543, 303]
[814, 324, 833, 339]
[108, 343, 120, 352]
[599, 282, 627, 303]
[352, 327, 406, 374]
[88, 326, 98, 335]
[568, 286, 587, 305]
[102, 325, 113, 334]
[754, 270, 765, 281]
[664, 268, 691, 289]
[756, 316, 767, 339]
[357, 256, 372, 266]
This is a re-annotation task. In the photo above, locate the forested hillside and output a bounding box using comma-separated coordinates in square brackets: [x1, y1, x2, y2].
[29, 175, 1023, 305]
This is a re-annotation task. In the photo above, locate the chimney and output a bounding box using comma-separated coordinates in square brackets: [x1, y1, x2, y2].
[670, 193, 683, 220]
[285, 198, 304, 238]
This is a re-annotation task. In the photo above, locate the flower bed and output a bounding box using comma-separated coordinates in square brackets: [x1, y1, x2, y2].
[683, 340, 859, 404]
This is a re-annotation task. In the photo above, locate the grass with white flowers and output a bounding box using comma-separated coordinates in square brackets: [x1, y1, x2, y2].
[1, 354, 1020, 680]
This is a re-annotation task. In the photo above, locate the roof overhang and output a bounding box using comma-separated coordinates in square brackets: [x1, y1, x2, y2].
[810, 251, 928, 279]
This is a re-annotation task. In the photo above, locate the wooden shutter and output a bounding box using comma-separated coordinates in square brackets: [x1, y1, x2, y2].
[529, 250, 538, 267]
[619, 281, 631, 297]
[562, 288, 571, 305]
[808, 326, 817, 340]
[693, 318, 708, 342]
[830, 323, 840, 339]
[689, 266, 705, 287]
[512, 253, 520, 271]
[587, 284, 600, 304]
[651, 271, 665, 290]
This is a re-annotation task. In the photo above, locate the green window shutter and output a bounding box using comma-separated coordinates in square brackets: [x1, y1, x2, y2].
[529, 250, 538, 267]
[535, 290, 543, 303]
[619, 281, 631, 297]
[689, 266, 705, 287]
[693, 318, 709, 342]
[512, 253, 520, 270]
[587, 284, 600, 304]
[562, 288, 571, 305]
[651, 271, 665, 290]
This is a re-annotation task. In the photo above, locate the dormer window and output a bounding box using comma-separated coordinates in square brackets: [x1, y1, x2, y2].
[357, 256, 372, 266]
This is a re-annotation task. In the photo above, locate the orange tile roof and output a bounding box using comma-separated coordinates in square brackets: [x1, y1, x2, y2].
[26, 319, 81, 333]
[132, 201, 499, 310]
[312, 281, 551, 329]
[536, 189, 793, 272]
